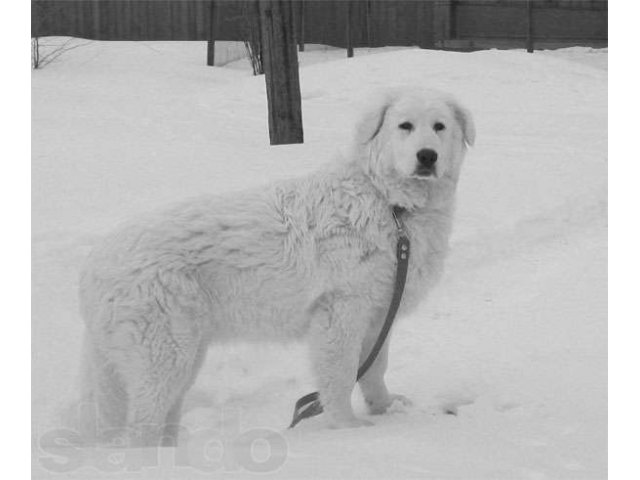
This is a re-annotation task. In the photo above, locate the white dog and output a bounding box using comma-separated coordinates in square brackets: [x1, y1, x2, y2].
[78, 87, 475, 445]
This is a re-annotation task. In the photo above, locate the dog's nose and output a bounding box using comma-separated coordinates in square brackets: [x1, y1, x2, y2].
[417, 149, 438, 167]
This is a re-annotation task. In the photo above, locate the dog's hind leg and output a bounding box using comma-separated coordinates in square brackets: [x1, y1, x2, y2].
[80, 317, 208, 446]
[159, 340, 209, 446]
[308, 295, 373, 428]
[76, 336, 128, 444]
[98, 270, 213, 446]
[119, 327, 206, 447]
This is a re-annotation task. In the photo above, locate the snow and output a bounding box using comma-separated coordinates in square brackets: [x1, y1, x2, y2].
[32, 41, 607, 479]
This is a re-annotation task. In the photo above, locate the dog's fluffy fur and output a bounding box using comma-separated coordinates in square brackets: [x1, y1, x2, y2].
[78, 87, 475, 445]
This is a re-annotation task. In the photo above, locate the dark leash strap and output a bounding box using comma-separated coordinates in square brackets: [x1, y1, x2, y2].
[289, 206, 410, 428]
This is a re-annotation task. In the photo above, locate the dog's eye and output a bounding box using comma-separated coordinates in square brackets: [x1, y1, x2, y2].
[433, 122, 446, 132]
[398, 122, 414, 131]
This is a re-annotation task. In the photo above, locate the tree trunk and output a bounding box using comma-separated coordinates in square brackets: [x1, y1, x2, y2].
[258, 0, 304, 145]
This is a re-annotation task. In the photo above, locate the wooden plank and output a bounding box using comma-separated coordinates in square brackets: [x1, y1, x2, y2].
[433, 0, 453, 47]
[527, 0, 534, 52]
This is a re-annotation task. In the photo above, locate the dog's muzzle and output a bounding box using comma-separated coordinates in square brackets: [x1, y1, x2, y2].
[414, 148, 438, 177]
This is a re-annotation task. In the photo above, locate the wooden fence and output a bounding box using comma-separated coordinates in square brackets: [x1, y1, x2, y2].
[32, 1, 608, 51]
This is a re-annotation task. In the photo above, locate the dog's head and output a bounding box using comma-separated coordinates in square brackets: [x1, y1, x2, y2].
[355, 88, 475, 188]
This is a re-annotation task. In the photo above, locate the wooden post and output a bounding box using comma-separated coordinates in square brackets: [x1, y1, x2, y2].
[259, 0, 304, 145]
[206, 0, 216, 66]
[346, 1, 354, 57]
[526, 0, 534, 53]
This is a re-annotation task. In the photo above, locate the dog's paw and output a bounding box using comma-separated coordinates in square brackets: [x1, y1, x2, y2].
[390, 393, 412, 407]
[366, 393, 412, 415]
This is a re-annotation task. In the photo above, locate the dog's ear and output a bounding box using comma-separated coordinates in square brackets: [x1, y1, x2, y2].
[447, 100, 476, 147]
[356, 94, 393, 144]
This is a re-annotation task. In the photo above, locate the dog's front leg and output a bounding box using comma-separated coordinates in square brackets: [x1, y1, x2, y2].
[358, 331, 412, 414]
[358, 329, 392, 414]
[308, 295, 373, 428]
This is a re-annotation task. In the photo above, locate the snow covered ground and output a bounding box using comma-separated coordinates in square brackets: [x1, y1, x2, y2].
[32, 41, 607, 479]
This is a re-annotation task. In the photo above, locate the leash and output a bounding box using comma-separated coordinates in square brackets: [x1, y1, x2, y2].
[288, 206, 410, 428]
